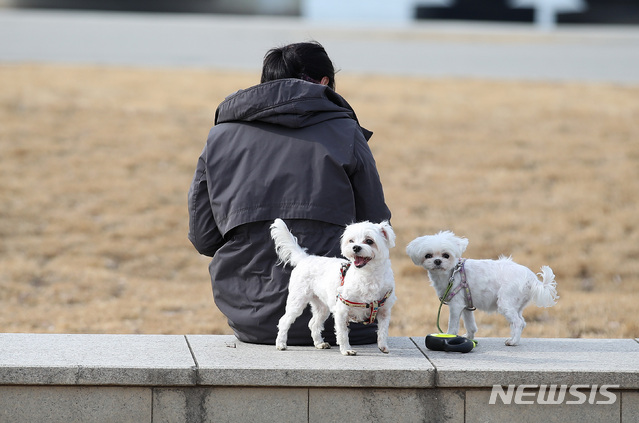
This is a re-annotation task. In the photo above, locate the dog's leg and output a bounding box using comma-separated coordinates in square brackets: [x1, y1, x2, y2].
[275, 295, 308, 350]
[461, 308, 478, 340]
[333, 304, 356, 356]
[275, 311, 298, 350]
[309, 298, 331, 349]
[500, 307, 526, 346]
[375, 306, 391, 354]
[446, 302, 464, 336]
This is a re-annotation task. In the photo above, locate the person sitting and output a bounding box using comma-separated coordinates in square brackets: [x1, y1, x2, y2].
[188, 41, 391, 345]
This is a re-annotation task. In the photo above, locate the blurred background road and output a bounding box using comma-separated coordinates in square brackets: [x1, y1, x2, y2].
[1, 2, 638, 84]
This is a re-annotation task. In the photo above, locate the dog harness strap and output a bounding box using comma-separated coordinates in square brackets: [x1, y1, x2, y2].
[337, 262, 392, 324]
[459, 260, 475, 310]
[337, 290, 393, 325]
[442, 259, 475, 311]
[339, 262, 350, 286]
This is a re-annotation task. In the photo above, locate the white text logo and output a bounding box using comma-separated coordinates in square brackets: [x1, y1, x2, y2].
[489, 384, 619, 405]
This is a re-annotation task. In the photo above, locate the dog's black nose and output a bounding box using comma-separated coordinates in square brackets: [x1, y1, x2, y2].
[353, 245, 362, 253]
[434, 259, 442, 266]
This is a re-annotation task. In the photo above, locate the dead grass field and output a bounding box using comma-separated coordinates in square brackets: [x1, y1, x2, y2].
[1, 64, 638, 340]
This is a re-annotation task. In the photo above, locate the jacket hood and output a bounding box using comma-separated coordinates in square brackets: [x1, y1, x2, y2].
[215, 79, 371, 139]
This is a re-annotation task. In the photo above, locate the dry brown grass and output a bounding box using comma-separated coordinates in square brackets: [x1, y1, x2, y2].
[1, 64, 638, 340]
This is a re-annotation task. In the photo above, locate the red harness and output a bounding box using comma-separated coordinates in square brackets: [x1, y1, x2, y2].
[337, 262, 393, 325]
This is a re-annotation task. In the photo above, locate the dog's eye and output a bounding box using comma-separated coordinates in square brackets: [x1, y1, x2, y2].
[365, 239, 374, 245]
[443, 253, 450, 259]
[348, 239, 354, 243]
[425, 254, 433, 259]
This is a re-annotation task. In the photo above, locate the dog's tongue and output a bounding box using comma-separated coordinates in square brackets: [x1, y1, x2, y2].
[354, 256, 371, 268]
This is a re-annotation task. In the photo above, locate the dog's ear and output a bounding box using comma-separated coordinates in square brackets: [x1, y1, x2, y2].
[456, 236, 469, 254]
[405, 238, 423, 264]
[378, 221, 396, 248]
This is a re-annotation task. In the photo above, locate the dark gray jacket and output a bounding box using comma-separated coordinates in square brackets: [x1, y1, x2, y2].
[188, 79, 391, 345]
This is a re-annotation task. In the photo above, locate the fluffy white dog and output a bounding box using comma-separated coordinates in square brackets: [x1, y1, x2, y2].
[271, 218, 396, 356]
[406, 231, 558, 346]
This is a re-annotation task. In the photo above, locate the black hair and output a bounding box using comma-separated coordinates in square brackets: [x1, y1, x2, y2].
[260, 41, 336, 90]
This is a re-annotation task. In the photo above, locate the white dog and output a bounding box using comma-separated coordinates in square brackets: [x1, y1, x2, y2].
[271, 218, 396, 356]
[406, 231, 558, 346]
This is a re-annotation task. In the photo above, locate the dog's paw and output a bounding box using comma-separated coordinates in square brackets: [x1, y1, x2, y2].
[379, 345, 390, 354]
[276, 343, 287, 351]
[341, 349, 357, 356]
[315, 342, 331, 349]
[505, 339, 518, 346]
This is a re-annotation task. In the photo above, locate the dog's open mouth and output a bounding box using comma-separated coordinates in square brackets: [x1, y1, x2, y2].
[354, 256, 371, 268]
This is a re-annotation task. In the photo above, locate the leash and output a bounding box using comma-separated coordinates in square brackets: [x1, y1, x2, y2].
[338, 262, 392, 325]
[430, 259, 478, 352]
[436, 272, 457, 333]
[436, 259, 475, 333]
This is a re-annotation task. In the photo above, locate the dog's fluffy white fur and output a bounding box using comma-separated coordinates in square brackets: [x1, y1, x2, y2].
[271, 218, 396, 356]
[406, 231, 558, 346]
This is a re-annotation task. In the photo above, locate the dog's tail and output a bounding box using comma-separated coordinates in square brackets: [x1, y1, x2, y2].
[531, 266, 559, 307]
[270, 218, 309, 267]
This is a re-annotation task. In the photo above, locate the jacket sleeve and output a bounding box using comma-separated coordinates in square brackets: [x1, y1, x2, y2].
[350, 134, 392, 224]
[188, 153, 224, 257]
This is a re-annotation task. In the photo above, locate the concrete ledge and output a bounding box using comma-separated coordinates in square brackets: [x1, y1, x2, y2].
[1, 334, 637, 422]
[187, 335, 434, 388]
[415, 337, 639, 388]
[0, 334, 196, 386]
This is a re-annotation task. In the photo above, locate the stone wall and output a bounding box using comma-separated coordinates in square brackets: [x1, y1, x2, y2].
[1, 334, 637, 422]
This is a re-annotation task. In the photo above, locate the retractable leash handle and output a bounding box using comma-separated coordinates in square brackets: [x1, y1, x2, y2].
[425, 333, 477, 353]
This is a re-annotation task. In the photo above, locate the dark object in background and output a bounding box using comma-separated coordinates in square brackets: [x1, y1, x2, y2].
[8, 0, 299, 15]
[416, 0, 639, 24]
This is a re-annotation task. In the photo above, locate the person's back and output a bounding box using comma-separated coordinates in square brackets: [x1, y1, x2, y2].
[188, 42, 391, 344]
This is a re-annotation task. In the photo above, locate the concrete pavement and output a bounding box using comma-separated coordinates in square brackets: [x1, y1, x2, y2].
[1, 8, 639, 83]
